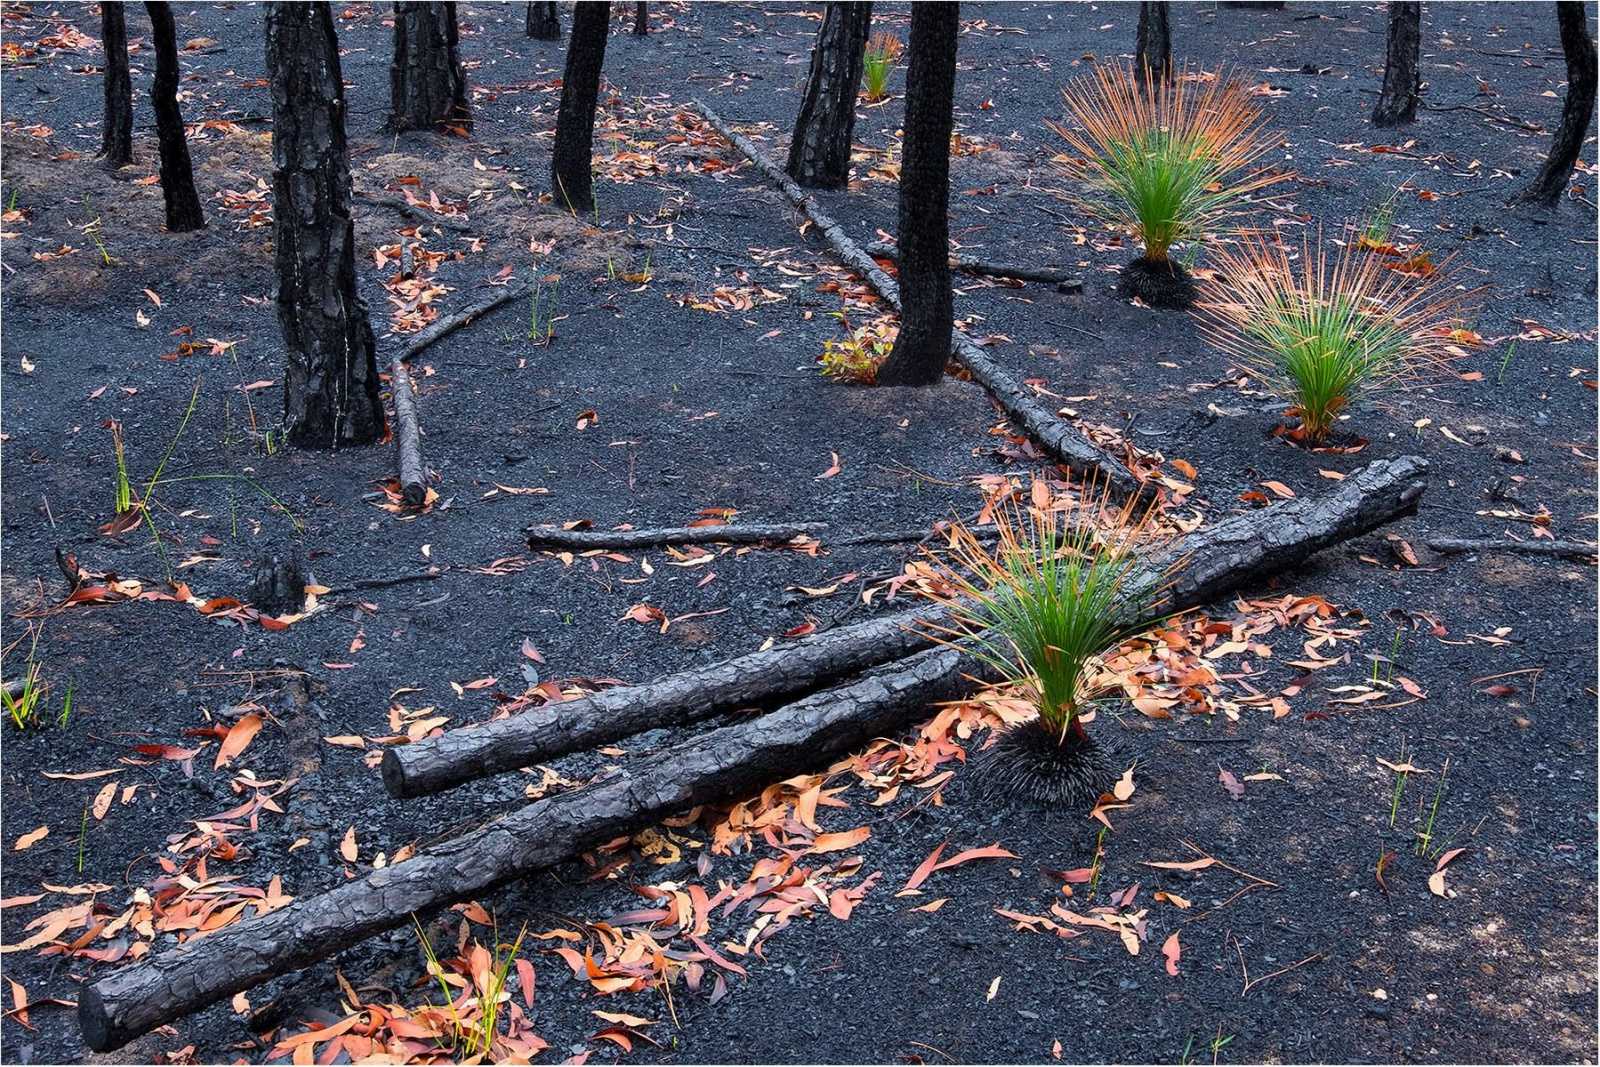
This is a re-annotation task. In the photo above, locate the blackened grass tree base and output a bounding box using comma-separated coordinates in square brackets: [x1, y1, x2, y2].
[1120, 256, 1196, 309]
[977, 718, 1124, 810]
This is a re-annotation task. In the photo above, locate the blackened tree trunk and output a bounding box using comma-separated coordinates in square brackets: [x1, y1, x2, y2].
[1136, 2, 1172, 84]
[1516, 1, 1598, 207]
[389, 2, 471, 132]
[1371, 2, 1421, 127]
[551, 1, 610, 214]
[633, 1, 648, 35]
[100, 2, 134, 167]
[785, 2, 872, 189]
[874, 3, 957, 387]
[144, 3, 204, 231]
[526, 1, 560, 39]
[266, 2, 386, 448]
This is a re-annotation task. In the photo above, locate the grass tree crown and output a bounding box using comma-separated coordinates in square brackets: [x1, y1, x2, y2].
[1195, 231, 1473, 442]
[919, 479, 1173, 741]
[1048, 63, 1282, 266]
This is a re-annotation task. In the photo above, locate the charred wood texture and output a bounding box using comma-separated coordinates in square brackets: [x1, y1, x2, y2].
[390, 357, 427, 505]
[383, 605, 945, 798]
[1428, 536, 1597, 561]
[688, 100, 1140, 495]
[267, 1, 386, 447]
[1136, 2, 1172, 84]
[875, 2, 958, 387]
[785, 2, 872, 189]
[863, 240, 1081, 287]
[1372, 2, 1421, 127]
[551, 1, 610, 214]
[527, 522, 830, 551]
[144, 3, 204, 231]
[248, 552, 306, 615]
[100, 2, 134, 167]
[526, 1, 560, 39]
[80, 649, 974, 1051]
[389, 2, 471, 132]
[633, 0, 648, 35]
[1516, 1, 1598, 207]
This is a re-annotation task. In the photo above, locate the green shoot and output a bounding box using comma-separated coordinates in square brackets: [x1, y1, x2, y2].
[1210, 1028, 1234, 1065]
[1386, 737, 1409, 829]
[110, 421, 134, 515]
[3, 625, 46, 730]
[862, 31, 902, 102]
[1496, 341, 1517, 386]
[1417, 758, 1449, 857]
[77, 806, 88, 873]
[57, 682, 74, 728]
[1088, 825, 1108, 894]
[528, 280, 559, 344]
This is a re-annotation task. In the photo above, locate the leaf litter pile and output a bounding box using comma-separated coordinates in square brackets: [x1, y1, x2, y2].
[1, 2, 1596, 1064]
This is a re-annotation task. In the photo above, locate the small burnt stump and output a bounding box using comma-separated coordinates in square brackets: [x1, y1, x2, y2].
[249, 552, 307, 615]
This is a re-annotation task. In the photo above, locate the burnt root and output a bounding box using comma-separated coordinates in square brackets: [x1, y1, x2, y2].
[1119, 256, 1196, 309]
[975, 718, 1122, 809]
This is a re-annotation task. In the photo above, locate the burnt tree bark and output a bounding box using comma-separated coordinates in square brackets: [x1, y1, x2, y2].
[633, 0, 648, 35]
[267, 2, 386, 448]
[526, 0, 560, 39]
[785, 2, 872, 189]
[389, 2, 471, 131]
[551, 1, 610, 213]
[1136, 2, 1172, 84]
[1516, 1, 1598, 207]
[1372, 2, 1421, 127]
[874, 1, 958, 386]
[100, 2, 134, 167]
[144, 3, 204, 231]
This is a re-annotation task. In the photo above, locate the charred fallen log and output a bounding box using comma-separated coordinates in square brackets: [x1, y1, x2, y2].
[79, 649, 974, 1052]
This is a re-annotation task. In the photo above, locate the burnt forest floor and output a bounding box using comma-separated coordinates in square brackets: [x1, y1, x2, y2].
[1, 2, 1596, 1064]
